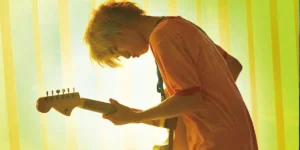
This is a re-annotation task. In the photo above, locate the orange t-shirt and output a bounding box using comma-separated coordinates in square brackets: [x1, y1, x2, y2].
[149, 16, 258, 150]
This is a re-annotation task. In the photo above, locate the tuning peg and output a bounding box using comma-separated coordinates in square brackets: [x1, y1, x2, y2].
[52, 90, 54, 96]
[62, 89, 65, 94]
[46, 91, 48, 97]
[67, 88, 70, 94]
[56, 89, 60, 95]
[73, 87, 75, 93]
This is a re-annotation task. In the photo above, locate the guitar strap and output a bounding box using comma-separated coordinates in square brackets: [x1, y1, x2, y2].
[156, 63, 177, 150]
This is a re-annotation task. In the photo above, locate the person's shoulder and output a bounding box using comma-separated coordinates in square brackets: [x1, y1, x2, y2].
[149, 16, 187, 48]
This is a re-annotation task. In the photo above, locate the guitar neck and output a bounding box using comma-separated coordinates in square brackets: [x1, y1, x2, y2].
[78, 98, 117, 114]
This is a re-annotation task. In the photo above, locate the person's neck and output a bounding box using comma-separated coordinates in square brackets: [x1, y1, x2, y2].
[134, 15, 164, 43]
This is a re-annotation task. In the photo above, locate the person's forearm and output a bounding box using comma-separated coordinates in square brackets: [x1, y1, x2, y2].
[130, 108, 160, 126]
[137, 92, 204, 122]
[139, 119, 160, 126]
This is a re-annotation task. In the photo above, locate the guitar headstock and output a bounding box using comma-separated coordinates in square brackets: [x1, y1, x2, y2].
[36, 88, 84, 116]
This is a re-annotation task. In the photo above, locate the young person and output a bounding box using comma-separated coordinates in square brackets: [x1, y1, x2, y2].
[83, 1, 258, 150]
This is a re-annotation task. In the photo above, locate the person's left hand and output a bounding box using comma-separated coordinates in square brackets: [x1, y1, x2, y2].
[102, 98, 141, 125]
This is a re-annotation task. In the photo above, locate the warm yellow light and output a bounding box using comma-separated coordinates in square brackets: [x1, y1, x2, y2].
[151, 127, 169, 145]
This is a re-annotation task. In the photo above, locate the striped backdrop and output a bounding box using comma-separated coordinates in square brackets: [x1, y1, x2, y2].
[0, 0, 298, 150]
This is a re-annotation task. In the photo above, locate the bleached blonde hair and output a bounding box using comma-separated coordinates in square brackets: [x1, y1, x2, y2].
[83, 1, 145, 68]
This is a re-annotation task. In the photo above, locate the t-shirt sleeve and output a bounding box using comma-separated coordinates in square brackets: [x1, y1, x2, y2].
[153, 35, 202, 96]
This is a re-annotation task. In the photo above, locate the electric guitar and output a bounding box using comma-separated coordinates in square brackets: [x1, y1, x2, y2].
[36, 88, 174, 150]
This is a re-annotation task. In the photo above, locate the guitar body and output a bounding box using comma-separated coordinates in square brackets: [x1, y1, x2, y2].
[153, 144, 169, 150]
[153, 135, 170, 150]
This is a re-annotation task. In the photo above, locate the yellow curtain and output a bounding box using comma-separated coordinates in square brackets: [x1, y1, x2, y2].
[0, 0, 298, 150]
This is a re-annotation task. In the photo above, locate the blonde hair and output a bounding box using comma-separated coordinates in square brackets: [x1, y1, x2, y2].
[83, 1, 145, 68]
